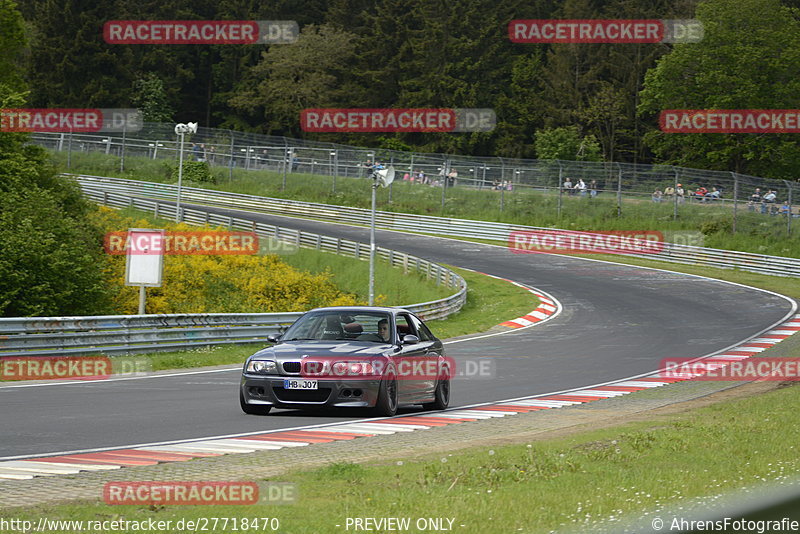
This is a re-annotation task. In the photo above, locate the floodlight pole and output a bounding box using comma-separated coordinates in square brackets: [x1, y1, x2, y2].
[368, 175, 377, 306]
[175, 130, 185, 222]
[174, 122, 197, 222]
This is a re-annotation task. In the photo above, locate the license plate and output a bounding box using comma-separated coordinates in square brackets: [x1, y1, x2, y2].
[283, 379, 318, 390]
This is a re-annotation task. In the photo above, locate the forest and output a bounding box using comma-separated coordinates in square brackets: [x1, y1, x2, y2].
[12, 0, 800, 179]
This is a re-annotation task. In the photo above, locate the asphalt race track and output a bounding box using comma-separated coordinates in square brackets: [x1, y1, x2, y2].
[0, 205, 793, 459]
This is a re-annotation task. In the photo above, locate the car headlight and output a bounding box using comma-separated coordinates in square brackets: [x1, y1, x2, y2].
[246, 360, 278, 374]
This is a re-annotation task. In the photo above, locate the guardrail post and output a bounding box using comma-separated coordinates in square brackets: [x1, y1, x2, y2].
[154, 202, 159, 219]
[616, 163, 623, 217]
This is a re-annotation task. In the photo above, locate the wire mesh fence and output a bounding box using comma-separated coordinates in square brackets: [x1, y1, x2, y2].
[31, 123, 799, 237]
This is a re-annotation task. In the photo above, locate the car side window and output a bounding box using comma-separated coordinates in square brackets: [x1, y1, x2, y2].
[408, 314, 433, 341]
[395, 314, 415, 340]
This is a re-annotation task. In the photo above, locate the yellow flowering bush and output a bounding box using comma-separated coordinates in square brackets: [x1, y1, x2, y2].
[92, 207, 360, 314]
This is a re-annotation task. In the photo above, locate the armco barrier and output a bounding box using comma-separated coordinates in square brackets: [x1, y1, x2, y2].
[72, 174, 800, 278]
[0, 191, 466, 358]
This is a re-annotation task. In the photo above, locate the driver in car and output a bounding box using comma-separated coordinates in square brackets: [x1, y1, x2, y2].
[377, 319, 391, 342]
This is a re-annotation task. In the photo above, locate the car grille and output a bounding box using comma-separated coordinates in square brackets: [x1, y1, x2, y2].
[272, 387, 331, 403]
[280, 361, 301, 374]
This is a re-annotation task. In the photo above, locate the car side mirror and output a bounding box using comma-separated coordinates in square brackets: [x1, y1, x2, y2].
[267, 334, 281, 343]
[402, 334, 419, 345]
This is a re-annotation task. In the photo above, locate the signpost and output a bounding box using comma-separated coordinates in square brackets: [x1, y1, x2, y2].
[124, 229, 166, 314]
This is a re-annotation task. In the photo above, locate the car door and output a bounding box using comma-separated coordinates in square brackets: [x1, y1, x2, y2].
[393, 313, 436, 402]
[407, 313, 442, 398]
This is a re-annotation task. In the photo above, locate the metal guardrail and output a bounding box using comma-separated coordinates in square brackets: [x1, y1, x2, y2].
[0, 190, 466, 358]
[73, 174, 800, 278]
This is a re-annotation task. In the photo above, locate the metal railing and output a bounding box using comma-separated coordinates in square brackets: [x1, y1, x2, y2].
[32, 125, 799, 235]
[74, 174, 800, 278]
[0, 191, 466, 358]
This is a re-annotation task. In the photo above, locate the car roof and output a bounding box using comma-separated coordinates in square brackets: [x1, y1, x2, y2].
[306, 306, 411, 314]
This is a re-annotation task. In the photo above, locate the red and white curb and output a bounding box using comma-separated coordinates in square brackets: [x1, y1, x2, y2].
[3, 313, 796, 480]
[469, 271, 561, 329]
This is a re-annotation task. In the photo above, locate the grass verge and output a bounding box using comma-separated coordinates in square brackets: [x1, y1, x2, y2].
[9, 382, 800, 533]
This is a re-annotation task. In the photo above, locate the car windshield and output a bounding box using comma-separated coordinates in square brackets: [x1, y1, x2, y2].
[282, 311, 392, 343]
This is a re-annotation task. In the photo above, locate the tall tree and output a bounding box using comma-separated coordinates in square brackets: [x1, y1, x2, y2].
[639, 0, 800, 179]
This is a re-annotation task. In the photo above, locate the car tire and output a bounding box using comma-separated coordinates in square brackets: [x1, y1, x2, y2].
[240, 389, 272, 415]
[423, 368, 450, 411]
[374, 369, 398, 417]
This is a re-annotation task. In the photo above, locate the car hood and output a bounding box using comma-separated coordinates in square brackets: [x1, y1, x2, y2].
[250, 340, 393, 361]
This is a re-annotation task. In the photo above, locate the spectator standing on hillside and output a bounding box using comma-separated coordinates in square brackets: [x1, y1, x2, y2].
[652, 189, 663, 203]
[748, 188, 762, 211]
[676, 183, 685, 204]
[447, 168, 458, 188]
[563, 177, 573, 195]
[575, 178, 587, 197]
[664, 185, 675, 198]
[589, 180, 598, 198]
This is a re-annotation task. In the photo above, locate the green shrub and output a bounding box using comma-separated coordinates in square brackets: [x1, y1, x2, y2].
[170, 161, 216, 184]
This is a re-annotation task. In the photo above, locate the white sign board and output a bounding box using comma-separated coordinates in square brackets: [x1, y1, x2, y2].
[124, 229, 165, 287]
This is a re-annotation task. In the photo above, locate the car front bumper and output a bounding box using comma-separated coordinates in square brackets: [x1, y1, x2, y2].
[240, 374, 382, 409]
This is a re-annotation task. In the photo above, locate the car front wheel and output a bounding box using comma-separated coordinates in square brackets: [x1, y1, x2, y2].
[423, 368, 450, 411]
[240, 389, 272, 415]
[374, 370, 398, 417]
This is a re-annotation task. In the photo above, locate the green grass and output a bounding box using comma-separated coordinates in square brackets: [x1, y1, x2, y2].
[9, 382, 800, 532]
[54, 150, 800, 257]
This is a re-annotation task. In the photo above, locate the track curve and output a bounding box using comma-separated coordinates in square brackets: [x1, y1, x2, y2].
[0, 204, 793, 459]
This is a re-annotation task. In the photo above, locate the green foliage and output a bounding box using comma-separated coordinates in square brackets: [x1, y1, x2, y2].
[534, 126, 603, 161]
[171, 161, 216, 184]
[131, 73, 174, 122]
[0, 1, 111, 317]
[639, 0, 800, 179]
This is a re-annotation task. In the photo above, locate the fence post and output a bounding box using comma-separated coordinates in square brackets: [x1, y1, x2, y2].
[673, 168, 679, 221]
[616, 163, 623, 218]
[332, 150, 338, 193]
[228, 131, 234, 182]
[120, 125, 127, 173]
[441, 159, 448, 211]
[282, 147, 290, 191]
[67, 128, 73, 169]
[786, 180, 794, 235]
[731, 171, 738, 235]
[557, 161, 563, 218]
